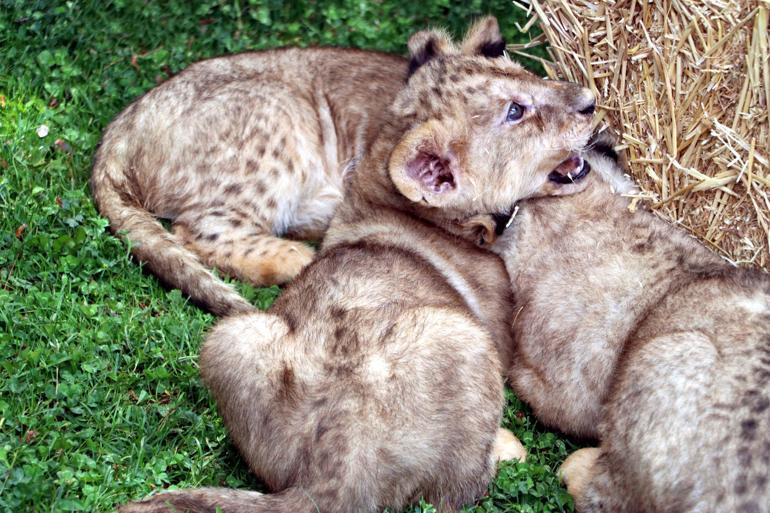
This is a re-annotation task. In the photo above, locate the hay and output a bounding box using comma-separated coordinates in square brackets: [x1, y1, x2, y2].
[512, 0, 770, 268]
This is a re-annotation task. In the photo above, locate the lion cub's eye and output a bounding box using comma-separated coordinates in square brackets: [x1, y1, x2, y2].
[505, 102, 525, 123]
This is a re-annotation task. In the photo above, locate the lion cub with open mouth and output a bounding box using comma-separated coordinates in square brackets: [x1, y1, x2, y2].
[118, 17, 595, 513]
[494, 136, 770, 512]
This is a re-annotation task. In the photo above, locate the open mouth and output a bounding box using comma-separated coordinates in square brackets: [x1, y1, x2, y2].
[548, 155, 591, 184]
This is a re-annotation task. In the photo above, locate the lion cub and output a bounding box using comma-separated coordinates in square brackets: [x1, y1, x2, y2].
[117, 17, 596, 513]
[91, 46, 406, 315]
[494, 136, 770, 512]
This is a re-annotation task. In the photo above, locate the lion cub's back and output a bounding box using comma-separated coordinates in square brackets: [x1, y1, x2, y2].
[97, 47, 406, 219]
[202, 241, 503, 509]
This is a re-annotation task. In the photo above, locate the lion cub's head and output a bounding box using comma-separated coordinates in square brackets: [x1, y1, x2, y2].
[385, 17, 595, 236]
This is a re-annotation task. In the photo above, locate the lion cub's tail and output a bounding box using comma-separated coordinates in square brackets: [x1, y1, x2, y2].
[91, 150, 254, 317]
[116, 487, 312, 513]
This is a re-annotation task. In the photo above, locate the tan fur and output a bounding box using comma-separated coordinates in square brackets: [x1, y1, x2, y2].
[91, 47, 406, 316]
[493, 137, 770, 512]
[492, 428, 528, 463]
[117, 17, 596, 513]
[559, 447, 600, 500]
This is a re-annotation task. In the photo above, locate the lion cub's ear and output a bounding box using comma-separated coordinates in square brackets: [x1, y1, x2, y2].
[388, 120, 463, 207]
[457, 214, 499, 246]
[461, 16, 506, 58]
[407, 29, 457, 77]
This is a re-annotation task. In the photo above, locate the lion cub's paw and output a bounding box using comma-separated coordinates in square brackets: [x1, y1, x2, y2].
[492, 428, 527, 463]
[559, 447, 601, 500]
[271, 240, 315, 282]
[235, 239, 315, 285]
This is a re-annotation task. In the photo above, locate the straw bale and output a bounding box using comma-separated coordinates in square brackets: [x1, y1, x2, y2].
[513, 0, 770, 268]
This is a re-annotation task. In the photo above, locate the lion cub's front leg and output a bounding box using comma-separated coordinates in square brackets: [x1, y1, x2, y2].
[559, 447, 601, 501]
[492, 428, 527, 463]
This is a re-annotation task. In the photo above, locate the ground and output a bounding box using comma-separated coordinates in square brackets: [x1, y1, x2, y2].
[0, 1, 576, 512]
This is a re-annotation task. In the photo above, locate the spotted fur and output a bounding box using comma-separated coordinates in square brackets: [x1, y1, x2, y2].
[116, 17, 595, 513]
[91, 47, 406, 315]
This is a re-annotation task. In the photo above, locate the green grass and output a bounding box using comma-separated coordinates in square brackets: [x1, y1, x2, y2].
[0, 1, 572, 512]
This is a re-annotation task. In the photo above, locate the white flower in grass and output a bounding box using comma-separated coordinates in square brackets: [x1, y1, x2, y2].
[36, 124, 49, 138]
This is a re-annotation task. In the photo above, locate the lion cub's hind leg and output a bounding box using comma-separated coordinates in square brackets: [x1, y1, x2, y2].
[173, 210, 314, 287]
[199, 311, 300, 487]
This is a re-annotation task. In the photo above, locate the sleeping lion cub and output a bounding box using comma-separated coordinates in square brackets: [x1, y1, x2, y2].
[92, 43, 406, 315]
[117, 17, 596, 513]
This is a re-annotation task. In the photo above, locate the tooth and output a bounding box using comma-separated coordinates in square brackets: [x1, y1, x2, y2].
[505, 205, 520, 229]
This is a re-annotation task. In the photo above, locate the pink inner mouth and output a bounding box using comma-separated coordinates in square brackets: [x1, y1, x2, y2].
[548, 154, 590, 184]
[553, 155, 583, 176]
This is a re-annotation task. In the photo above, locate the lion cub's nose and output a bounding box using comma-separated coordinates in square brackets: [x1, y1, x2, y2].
[578, 100, 595, 116]
[559, 82, 596, 116]
[575, 87, 596, 116]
